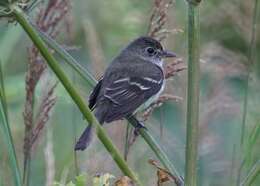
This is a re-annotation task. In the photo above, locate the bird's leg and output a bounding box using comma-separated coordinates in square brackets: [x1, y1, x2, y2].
[135, 121, 147, 129]
[126, 115, 147, 135]
[134, 121, 147, 135]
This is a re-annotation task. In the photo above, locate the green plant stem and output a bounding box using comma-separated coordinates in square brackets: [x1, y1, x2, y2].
[124, 122, 131, 161]
[240, 160, 260, 186]
[238, 0, 258, 184]
[240, 0, 258, 150]
[0, 62, 22, 186]
[185, 2, 200, 186]
[23, 154, 31, 186]
[34, 26, 97, 87]
[72, 73, 80, 176]
[11, 6, 142, 185]
[36, 21, 184, 185]
[127, 117, 183, 186]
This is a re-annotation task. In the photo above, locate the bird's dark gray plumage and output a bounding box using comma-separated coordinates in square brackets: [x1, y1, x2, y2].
[75, 36, 176, 151]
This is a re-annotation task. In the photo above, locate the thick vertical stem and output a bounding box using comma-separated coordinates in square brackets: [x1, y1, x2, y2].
[185, 2, 200, 186]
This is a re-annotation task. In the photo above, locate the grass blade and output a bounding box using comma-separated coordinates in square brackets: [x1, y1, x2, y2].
[244, 123, 260, 169]
[0, 61, 22, 186]
[11, 6, 142, 185]
[34, 25, 96, 87]
[127, 116, 183, 186]
[240, 160, 260, 186]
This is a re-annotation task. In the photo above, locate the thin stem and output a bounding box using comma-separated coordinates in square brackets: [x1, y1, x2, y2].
[184, 2, 200, 186]
[240, 0, 258, 149]
[238, 0, 258, 184]
[35, 20, 183, 185]
[72, 74, 79, 176]
[127, 117, 184, 186]
[23, 153, 31, 186]
[240, 160, 260, 186]
[0, 62, 22, 186]
[124, 122, 131, 161]
[23, 83, 35, 186]
[11, 6, 141, 185]
[34, 27, 96, 87]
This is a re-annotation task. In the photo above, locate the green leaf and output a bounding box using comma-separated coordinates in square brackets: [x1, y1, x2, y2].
[249, 123, 260, 146]
[243, 123, 260, 170]
[75, 174, 87, 186]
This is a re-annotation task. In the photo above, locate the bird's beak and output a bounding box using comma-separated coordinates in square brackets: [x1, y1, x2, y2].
[160, 50, 177, 58]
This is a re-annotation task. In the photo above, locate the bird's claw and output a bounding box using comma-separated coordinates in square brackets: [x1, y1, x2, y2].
[134, 122, 147, 135]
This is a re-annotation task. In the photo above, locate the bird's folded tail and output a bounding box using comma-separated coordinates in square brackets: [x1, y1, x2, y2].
[74, 124, 93, 151]
[75, 108, 107, 151]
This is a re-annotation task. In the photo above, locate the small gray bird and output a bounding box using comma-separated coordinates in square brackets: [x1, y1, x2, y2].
[75, 36, 176, 151]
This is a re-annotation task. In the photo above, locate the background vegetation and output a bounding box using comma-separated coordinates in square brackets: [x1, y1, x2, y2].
[0, 0, 259, 185]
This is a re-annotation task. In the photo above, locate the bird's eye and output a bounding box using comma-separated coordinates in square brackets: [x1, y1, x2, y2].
[146, 47, 156, 55]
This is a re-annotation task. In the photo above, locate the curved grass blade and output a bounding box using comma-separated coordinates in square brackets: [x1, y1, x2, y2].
[11, 6, 142, 185]
[0, 61, 22, 186]
[34, 25, 96, 87]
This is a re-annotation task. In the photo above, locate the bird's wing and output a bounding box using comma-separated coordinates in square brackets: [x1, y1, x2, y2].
[97, 62, 164, 122]
[88, 77, 103, 110]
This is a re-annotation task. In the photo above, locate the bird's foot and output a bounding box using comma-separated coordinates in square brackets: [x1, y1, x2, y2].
[134, 122, 147, 135]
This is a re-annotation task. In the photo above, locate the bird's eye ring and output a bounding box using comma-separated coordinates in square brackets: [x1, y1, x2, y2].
[146, 47, 156, 55]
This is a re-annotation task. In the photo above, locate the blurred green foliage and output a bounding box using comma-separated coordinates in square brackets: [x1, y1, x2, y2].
[0, 0, 259, 185]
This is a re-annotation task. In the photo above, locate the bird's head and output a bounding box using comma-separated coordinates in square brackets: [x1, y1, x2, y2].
[124, 36, 176, 62]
